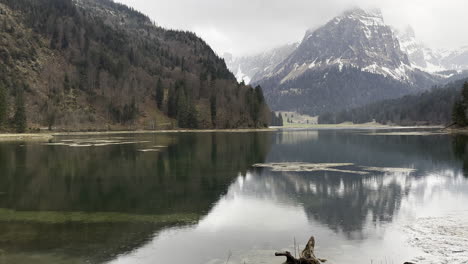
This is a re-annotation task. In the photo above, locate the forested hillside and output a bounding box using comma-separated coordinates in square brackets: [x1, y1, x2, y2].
[0, 0, 270, 132]
[318, 78, 468, 125]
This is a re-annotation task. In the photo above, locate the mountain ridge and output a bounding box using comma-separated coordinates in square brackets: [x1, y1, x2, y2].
[224, 8, 468, 116]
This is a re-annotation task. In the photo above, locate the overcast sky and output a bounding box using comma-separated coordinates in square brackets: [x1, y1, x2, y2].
[115, 0, 468, 56]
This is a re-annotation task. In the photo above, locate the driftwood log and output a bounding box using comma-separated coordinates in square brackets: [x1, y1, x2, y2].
[275, 236, 416, 264]
[275, 236, 326, 264]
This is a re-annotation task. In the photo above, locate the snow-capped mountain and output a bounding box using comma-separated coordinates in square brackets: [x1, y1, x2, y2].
[440, 46, 468, 71]
[224, 8, 468, 116]
[223, 43, 298, 84]
[398, 26, 468, 73]
[397, 26, 445, 72]
[274, 8, 416, 83]
[252, 8, 442, 115]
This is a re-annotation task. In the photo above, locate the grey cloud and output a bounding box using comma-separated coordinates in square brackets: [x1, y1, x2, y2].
[116, 0, 468, 56]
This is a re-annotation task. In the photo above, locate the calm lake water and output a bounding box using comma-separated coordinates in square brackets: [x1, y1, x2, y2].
[1, 129, 468, 264]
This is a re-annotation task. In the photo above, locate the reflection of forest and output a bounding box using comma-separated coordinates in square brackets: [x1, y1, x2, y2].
[240, 130, 468, 239]
[238, 169, 409, 239]
[1, 130, 467, 262]
[0, 132, 272, 263]
[271, 130, 460, 176]
[453, 135, 468, 178]
[275, 130, 318, 145]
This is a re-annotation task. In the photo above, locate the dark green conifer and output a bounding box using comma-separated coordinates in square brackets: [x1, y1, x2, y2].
[0, 83, 7, 129]
[156, 78, 164, 110]
[14, 88, 27, 133]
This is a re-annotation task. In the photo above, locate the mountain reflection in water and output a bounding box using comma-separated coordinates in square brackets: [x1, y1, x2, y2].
[111, 129, 468, 264]
[1, 129, 468, 264]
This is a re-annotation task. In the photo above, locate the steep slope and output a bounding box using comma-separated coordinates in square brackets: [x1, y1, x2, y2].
[254, 8, 442, 116]
[318, 78, 468, 125]
[0, 0, 270, 131]
[441, 46, 468, 71]
[398, 26, 468, 74]
[223, 42, 298, 84]
[398, 26, 445, 72]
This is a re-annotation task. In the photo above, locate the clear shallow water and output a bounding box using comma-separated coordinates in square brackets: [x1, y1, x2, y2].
[1, 129, 468, 264]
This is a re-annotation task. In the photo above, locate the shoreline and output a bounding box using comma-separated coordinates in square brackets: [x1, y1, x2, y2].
[0, 133, 55, 142]
[445, 128, 468, 134]
[278, 124, 444, 130]
[0, 128, 277, 142]
[0, 125, 448, 142]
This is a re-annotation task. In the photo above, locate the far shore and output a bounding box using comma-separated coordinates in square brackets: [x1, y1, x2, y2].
[279, 122, 444, 130]
[0, 124, 448, 142]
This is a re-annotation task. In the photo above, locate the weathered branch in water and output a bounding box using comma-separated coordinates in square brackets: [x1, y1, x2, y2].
[275, 236, 324, 264]
[275, 236, 416, 264]
[275, 251, 298, 263]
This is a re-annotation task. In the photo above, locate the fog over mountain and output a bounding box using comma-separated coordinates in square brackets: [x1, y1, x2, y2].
[113, 0, 468, 117]
[115, 0, 468, 56]
[225, 8, 468, 115]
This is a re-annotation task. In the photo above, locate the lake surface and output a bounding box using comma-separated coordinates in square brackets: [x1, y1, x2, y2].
[1, 129, 468, 264]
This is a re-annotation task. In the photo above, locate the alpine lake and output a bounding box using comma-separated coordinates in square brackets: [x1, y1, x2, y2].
[1, 128, 468, 264]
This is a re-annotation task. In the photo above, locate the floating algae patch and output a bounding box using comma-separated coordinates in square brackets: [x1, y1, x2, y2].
[365, 131, 446, 136]
[252, 162, 368, 175]
[68, 144, 93, 147]
[360, 166, 416, 173]
[138, 149, 161, 152]
[44, 138, 151, 148]
[42, 142, 68, 146]
[0, 208, 199, 225]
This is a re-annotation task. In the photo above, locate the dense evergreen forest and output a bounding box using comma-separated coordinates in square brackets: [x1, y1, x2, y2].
[452, 82, 468, 127]
[318, 78, 468, 125]
[0, 0, 270, 132]
[270, 111, 283, 126]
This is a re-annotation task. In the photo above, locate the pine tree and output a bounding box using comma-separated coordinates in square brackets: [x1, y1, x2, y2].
[61, 33, 69, 49]
[0, 83, 7, 129]
[167, 86, 176, 118]
[14, 88, 27, 133]
[176, 88, 188, 127]
[452, 101, 466, 126]
[462, 82, 468, 105]
[210, 94, 217, 127]
[50, 28, 59, 49]
[156, 78, 164, 110]
[250, 85, 265, 124]
[186, 104, 198, 129]
[453, 82, 468, 127]
[64, 74, 71, 91]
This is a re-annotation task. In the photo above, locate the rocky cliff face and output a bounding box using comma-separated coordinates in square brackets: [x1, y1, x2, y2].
[440, 46, 468, 71]
[273, 8, 415, 83]
[398, 26, 468, 73]
[223, 42, 298, 84]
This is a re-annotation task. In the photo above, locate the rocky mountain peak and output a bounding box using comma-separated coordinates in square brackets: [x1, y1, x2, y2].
[341, 7, 384, 24]
[246, 8, 447, 116]
[279, 7, 411, 84]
